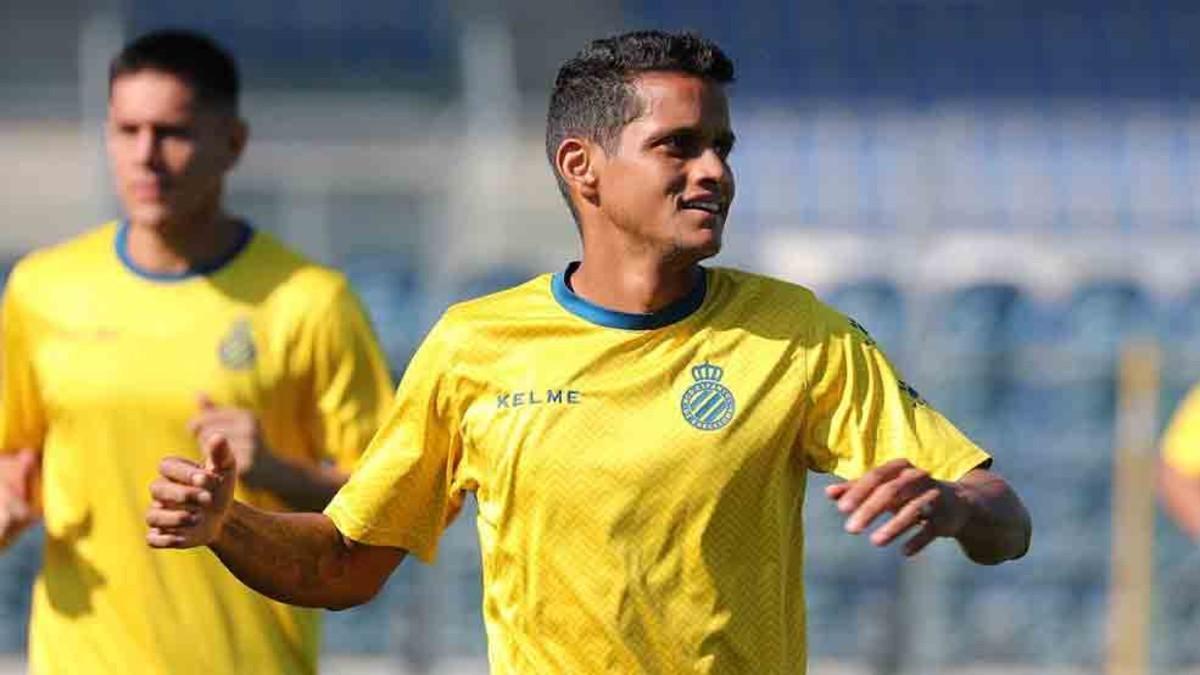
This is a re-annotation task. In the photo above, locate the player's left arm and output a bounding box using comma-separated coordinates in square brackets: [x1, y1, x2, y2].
[826, 459, 1031, 564]
[801, 301, 1029, 565]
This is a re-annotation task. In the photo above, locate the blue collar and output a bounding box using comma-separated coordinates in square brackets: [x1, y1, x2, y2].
[551, 262, 707, 330]
[116, 221, 253, 282]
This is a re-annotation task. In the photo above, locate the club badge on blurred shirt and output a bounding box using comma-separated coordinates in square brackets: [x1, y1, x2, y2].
[218, 318, 257, 370]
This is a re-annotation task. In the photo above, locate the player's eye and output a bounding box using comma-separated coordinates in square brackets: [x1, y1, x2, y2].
[661, 133, 700, 157]
[157, 125, 192, 140]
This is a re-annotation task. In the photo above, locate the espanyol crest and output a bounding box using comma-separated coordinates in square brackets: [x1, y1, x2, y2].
[218, 318, 257, 371]
[681, 362, 736, 431]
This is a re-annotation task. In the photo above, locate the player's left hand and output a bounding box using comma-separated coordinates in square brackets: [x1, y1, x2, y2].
[825, 458, 970, 557]
[189, 394, 281, 489]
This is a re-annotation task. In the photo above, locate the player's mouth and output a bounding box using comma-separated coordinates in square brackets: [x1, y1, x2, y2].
[130, 180, 167, 201]
[680, 195, 728, 223]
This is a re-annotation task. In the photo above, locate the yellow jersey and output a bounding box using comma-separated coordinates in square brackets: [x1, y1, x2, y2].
[326, 263, 989, 674]
[1164, 384, 1200, 476]
[0, 221, 394, 675]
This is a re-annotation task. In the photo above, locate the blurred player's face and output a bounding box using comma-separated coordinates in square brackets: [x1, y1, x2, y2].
[597, 71, 735, 260]
[107, 70, 244, 232]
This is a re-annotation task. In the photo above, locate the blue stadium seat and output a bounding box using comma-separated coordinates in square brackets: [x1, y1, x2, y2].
[924, 283, 1023, 425]
[824, 278, 905, 355]
[0, 527, 41, 652]
[452, 267, 536, 304]
[1157, 286, 1200, 416]
[342, 256, 426, 376]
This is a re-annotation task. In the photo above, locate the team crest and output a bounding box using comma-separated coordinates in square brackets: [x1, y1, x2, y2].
[218, 318, 257, 370]
[681, 362, 736, 431]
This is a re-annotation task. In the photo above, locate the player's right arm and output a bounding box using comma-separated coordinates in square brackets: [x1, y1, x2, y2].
[0, 449, 40, 550]
[147, 434, 405, 609]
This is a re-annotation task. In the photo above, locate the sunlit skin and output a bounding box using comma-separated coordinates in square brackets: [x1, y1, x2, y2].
[557, 71, 736, 314]
[106, 69, 247, 274]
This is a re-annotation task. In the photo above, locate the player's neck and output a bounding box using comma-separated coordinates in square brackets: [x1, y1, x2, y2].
[125, 211, 245, 276]
[572, 250, 703, 315]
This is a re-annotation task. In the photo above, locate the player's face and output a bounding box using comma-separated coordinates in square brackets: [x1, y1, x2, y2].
[107, 70, 244, 232]
[599, 71, 735, 260]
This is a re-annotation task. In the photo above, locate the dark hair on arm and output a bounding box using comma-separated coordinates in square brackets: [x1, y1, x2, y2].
[109, 29, 240, 113]
[545, 30, 734, 208]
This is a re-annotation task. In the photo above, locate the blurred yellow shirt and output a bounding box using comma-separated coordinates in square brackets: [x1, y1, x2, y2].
[0, 221, 394, 675]
[326, 264, 989, 674]
[1163, 385, 1200, 476]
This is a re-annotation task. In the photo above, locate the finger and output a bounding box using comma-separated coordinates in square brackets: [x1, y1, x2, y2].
[869, 488, 939, 547]
[825, 483, 851, 499]
[845, 469, 929, 533]
[197, 393, 218, 411]
[190, 412, 242, 435]
[158, 458, 218, 491]
[147, 528, 189, 549]
[204, 434, 237, 476]
[149, 479, 212, 506]
[835, 459, 911, 514]
[903, 520, 939, 557]
[146, 507, 199, 528]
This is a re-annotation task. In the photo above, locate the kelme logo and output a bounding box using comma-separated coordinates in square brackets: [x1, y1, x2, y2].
[681, 362, 736, 431]
[218, 318, 257, 370]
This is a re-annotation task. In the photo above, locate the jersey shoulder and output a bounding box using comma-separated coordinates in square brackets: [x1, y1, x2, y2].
[429, 273, 551, 343]
[234, 229, 354, 310]
[708, 267, 869, 343]
[7, 222, 121, 301]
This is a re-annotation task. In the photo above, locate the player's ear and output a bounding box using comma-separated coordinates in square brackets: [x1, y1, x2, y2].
[556, 137, 601, 202]
[223, 116, 249, 169]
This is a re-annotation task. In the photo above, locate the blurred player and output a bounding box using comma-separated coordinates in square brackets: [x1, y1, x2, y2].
[146, 30, 1030, 672]
[1159, 386, 1200, 538]
[0, 29, 394, 674]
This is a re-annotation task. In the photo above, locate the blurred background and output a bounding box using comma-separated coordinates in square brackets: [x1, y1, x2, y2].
[3, 0, 1200, 673]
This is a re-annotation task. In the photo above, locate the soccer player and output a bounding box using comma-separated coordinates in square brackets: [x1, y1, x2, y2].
[0, 30, 394, 674]
[1159, 387, 1200, 538]
[147, 30, 1031, 672]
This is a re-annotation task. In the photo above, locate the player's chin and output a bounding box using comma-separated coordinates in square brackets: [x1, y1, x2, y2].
[672, 230, 723, 261]
[687, 217, 725, 253]
[123, 201, 171, 230]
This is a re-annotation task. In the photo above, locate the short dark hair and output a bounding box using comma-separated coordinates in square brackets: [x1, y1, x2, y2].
[545, 30, 734, 205]
[109, 29, 240, 113]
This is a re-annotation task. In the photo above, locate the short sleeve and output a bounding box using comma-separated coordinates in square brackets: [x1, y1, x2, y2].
[1163, 384, 1200, 477]
[324, 316, 467, 563]
[798, 303, 990, 482]
[0, 264, 47, 452]
[304, 280, 395, 472]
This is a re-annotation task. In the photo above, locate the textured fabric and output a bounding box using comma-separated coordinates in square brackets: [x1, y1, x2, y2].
[1, 221, 394, 675]
[327, 265, 989, 674]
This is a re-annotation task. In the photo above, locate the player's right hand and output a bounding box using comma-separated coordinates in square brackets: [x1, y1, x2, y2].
[146, 434, 238, 549]
[0, 449, 40, 551]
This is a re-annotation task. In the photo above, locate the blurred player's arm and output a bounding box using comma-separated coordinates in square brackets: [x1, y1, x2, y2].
[147, 435, 405, 609]
[0, 449, 40, 550]
[188, 280, 394, 513]
[827, 460, 1031, 564]
[1158, 460, 1200, 540]
[190, 395, 347, 513]
[1158, 386, 1200, 540]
